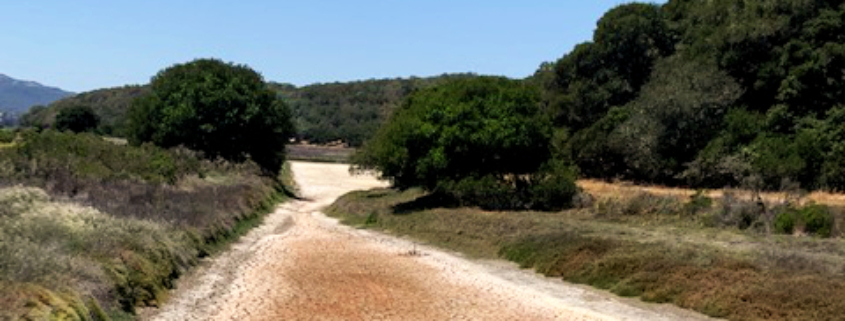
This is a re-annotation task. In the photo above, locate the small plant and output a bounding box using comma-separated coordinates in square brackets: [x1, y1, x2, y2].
[800, 204, 833, 237]
[0, 129, 15, 144]
[364, 212, 378, 225]
[773, 204, 833, 237]
[716, 191, 764, 230]
[774, 209, 797, 234]
[683, 190, 713, 216]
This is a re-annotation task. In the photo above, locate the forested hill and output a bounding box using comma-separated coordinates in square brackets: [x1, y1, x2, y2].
[22, 73, 477, 144]
[531, 0, 845, 191]
[270, 73, 477, 146]
[21, 85, 149, 136]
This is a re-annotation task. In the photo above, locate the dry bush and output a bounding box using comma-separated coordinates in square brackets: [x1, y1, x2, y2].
[0, 131, 290, 318]
[593, 191, 683, 219]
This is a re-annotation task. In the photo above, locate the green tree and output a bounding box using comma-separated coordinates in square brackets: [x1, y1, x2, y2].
[612, 56, 743, 183]
[127, 59, 295, 174]
[353, 77, 577, 210]
[543, 3, 673, 130]
[55, 105, 100, 133]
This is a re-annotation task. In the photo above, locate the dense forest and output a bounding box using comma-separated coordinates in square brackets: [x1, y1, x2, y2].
[20, 0, 845, 191]
[532, 0, 845, 191]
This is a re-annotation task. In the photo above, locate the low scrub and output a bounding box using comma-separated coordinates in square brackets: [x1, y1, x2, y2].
[0, 130, 291, 320]
[0, 129, 15, 144]
[328, 187, 845, 320]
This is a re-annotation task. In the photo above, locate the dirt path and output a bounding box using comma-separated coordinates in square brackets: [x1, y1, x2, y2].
[143, 161, 715, 321]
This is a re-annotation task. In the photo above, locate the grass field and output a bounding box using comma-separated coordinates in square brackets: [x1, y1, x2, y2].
[327, 185, 845, 321]
[580, 179, 845, 208]
[286, 144, 354, 163]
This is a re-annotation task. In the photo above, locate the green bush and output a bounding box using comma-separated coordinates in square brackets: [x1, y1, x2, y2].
[683, 190, 713, 216]
[0, 129, 14, 144]
[774, 210, 797, 234]
[1, 130, 202, 185]
[799, 204, 833, 237]
[774, 204, 833, 237]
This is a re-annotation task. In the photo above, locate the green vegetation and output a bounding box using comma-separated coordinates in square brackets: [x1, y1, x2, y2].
[21, 86, 148, 136]
[22, 74, 475, 148]
[127, 59, 295, 175]
[328, 188, 845, 320]
[0, 130, 290, 319]
[272, 73, 477, 147]
[55, 105, 100, 133]
[17, 1, 845, 193]
[353, 77, 577, 210]
[0, 128, 14, 144]
[533, 0, 845, 191]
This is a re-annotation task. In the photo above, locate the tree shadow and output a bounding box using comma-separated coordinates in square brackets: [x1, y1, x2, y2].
[391, 192, 460, 215]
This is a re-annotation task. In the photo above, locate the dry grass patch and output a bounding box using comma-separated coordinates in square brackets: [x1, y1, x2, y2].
[328, 187, 845, 320]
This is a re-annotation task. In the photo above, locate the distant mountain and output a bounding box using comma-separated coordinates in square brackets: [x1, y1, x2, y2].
[0, 73, 73, 114]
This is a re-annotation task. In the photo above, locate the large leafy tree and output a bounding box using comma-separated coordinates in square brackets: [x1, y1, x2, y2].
[127, 59, 294, 174]
[55, 105, 100, 133]
[353, 77, 577, 210]
[543, 3, 673, 130]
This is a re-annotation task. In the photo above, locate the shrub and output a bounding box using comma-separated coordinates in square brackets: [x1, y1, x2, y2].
[683, 190, 713, 216]
[593, 192, 683, 219]
[0, 129, 14, 144]
[773, 204, 833, 237]
[799, 204, 833, 237]
[715, 191, 764, 230]
[774, 209, 797, 234]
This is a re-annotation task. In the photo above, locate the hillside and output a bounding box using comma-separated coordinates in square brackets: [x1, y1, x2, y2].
[272, 73, 477, 146]
[23, 74, 477, 145]
[0, 74, 72, 114]
[21, 85, 149, 135]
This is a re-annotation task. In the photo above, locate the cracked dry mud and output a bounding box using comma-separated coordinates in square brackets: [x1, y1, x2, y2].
[143, 161, 716, 321]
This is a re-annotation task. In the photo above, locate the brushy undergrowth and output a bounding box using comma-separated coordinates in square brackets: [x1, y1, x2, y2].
[0, 128, 15, 144]
[327, 187, 845, 321]
[0, 130, 291, 320]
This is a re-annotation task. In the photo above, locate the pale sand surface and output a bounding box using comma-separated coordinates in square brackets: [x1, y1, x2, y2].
[143, 161, 716, 321]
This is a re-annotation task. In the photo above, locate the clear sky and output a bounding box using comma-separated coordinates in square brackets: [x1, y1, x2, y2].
[0, 1, 664, 93]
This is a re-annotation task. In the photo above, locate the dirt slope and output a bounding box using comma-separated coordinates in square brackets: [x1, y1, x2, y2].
[143, 161, 715, 321]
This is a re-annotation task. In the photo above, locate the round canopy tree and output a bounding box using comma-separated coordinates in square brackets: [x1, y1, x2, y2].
[127, 59, 295, 174]
[353, 77, 577, 210]
[55, 105, 100, 133]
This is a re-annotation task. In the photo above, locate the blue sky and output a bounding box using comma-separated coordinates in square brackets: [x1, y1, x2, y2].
[0, 1, 664, 92]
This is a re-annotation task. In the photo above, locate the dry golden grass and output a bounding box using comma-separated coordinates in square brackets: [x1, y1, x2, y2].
[578, 179, 845, 207]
